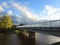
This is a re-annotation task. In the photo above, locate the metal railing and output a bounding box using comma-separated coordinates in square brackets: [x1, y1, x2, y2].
[17, 20, 60, 28]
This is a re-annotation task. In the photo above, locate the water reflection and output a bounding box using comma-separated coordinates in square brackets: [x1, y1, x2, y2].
[0, 34, 10, 45]
[19, 38, 36, 45]
[18, 33, 37, 45]
[0, 33, 60, 45]
[0, 33, 36, 45]
[36, 33, 60, 45]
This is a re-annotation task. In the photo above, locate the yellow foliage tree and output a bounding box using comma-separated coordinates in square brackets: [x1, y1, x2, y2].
[0, 21, 3, 29]
[2, 15, 12, 29]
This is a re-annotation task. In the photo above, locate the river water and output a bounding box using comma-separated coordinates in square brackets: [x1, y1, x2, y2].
[0, 32, 60, 45]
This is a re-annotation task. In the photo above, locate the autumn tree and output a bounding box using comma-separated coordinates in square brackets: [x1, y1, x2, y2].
[2, 15, 12, 29]
[0, 21, 3, 29]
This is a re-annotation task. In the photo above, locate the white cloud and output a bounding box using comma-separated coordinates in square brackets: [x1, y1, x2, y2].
[40, 5, 60, 20]
[0, 2, 23, 25]
[45, 5, 56, 15]
[12, 3, 40, 22]
[2, 2, 8, 8]
[0, 6, 4, 12]
[7, 10, 13, 15]
[15, 15, 22, 21]
[11, 15, 22, 25]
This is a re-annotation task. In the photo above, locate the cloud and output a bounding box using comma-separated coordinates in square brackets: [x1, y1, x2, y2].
[13, 15, 22, 21]
[2, 2, 8, 8]
[0, 6, 4, 12]
[11, 15, 22, 25]
[45, 5, 56, 15]
[12, 3, 40, 22]
[0, 2, 23, 25]
[7, 10, 13, 15]
[40, 5, 60, 20]
[1, 1, 60, 24]
[0, 2, 41, 24]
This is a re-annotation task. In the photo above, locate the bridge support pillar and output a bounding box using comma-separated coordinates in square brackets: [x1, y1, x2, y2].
[21, 30, 26, 35]
[29, 31, 35, 38]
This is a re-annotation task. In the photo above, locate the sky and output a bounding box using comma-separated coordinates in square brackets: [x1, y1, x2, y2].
[0, 0, 60, 25]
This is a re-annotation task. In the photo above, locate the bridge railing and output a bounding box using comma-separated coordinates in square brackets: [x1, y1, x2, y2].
[17, 20, 60, 28]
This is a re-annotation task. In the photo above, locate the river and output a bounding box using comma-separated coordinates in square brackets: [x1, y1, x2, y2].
[0, 32, 60, 45]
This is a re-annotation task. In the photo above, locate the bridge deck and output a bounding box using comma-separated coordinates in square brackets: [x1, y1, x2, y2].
[16, 20, 60, 32]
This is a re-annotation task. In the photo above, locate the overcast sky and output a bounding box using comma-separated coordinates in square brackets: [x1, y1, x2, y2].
[0, 0, 60, 25]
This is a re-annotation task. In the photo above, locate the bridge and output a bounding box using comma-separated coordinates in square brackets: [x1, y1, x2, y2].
[16, 20, 60, 38]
